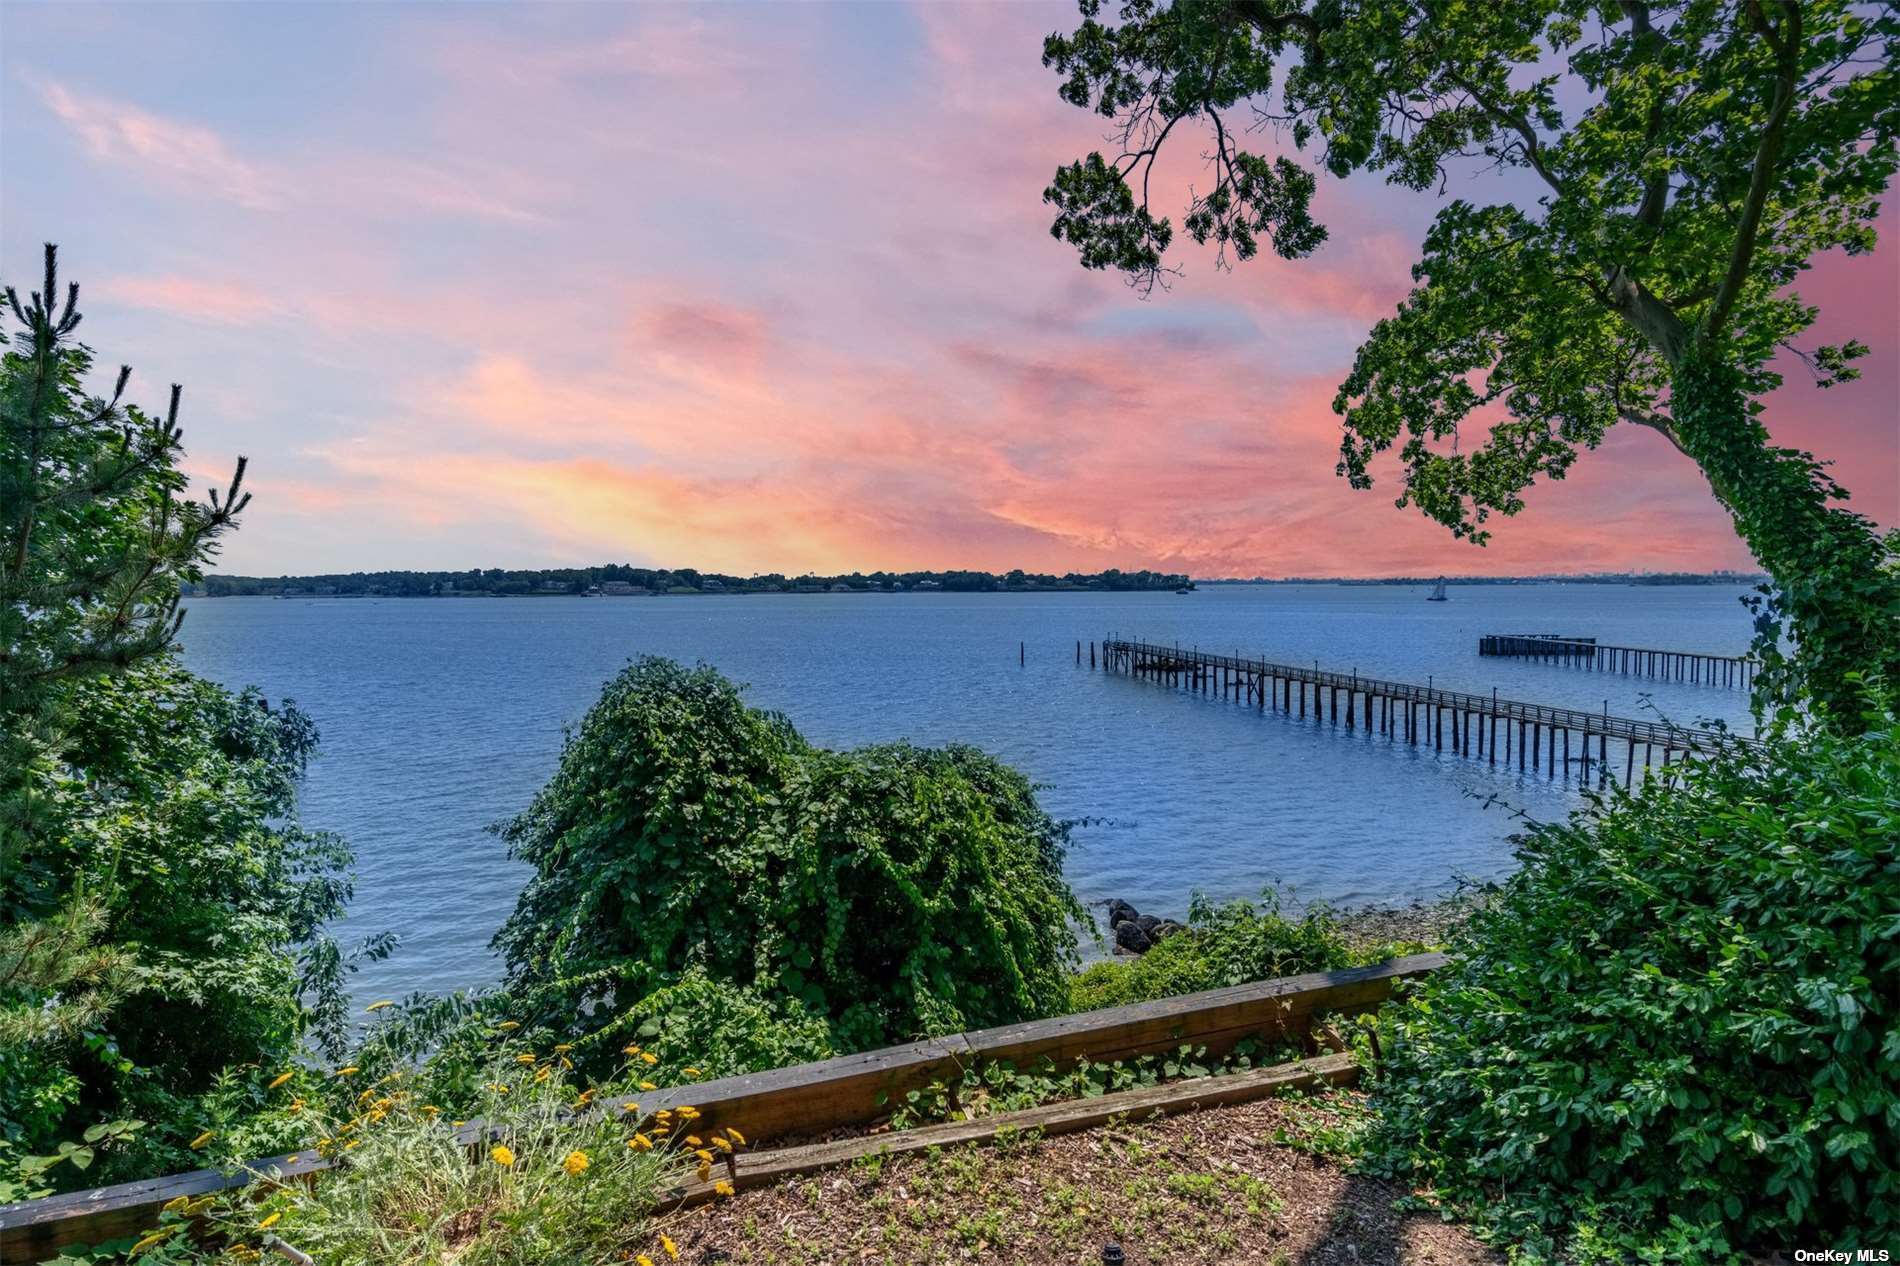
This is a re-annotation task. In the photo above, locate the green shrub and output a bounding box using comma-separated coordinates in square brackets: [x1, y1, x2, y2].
[586, 967, 836, 1080]
[494, 658, 1083, 1062]
[1069, 890, 1408, 1012]
[1, 661, 356, 1186]
[1367, 701, 1900, 1261]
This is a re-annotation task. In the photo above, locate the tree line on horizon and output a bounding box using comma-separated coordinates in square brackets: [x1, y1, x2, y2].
[192, 565, 1194, 597]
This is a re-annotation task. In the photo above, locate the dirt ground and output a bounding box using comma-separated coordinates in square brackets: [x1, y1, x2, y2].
[648, 1090, 1499, 1266]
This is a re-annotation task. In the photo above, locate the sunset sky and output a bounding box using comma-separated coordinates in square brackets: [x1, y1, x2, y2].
[3, 2, 1895, 579]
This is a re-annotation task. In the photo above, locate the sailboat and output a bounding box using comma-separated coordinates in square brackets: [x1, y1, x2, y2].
[1427, 576, 1449, 602]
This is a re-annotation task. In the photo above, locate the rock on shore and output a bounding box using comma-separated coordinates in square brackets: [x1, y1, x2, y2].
[1101, 899, 1185, 954]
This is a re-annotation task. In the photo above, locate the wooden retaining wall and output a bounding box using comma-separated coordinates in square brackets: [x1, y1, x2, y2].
[0, 954, 1445, 1261]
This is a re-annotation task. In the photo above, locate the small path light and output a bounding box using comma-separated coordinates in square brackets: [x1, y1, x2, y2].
[1101, 1244, 1125, 1265]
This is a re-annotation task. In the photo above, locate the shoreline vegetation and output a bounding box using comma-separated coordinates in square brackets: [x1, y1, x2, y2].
[187, 566, 1764, 599]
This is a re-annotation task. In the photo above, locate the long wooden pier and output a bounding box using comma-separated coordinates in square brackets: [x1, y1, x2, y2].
[1479, 633, 1754, 690]
[1098, 639, 1746, 786]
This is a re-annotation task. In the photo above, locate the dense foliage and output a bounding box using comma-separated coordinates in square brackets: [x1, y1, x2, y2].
[495, 658, 1084, 1062]
[1039, 0, 1900, 722]
[2, 245, 249, 874]
[1367, 701, 1899, 1260]
[0, 247, 358, 1193]
[1069, 890, 1418, 1012]
[1, 662, 358, 1181]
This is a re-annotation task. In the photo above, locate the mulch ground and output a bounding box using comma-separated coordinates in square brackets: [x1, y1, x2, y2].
[647, 1090, 1498, 1265]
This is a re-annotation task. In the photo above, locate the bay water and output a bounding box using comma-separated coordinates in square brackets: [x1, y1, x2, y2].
[178, 583, 1757, 1004]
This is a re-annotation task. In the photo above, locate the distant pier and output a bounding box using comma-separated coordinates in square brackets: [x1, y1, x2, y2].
[1479, 633, 1754, 690]
[1095, 638, 1745, 786]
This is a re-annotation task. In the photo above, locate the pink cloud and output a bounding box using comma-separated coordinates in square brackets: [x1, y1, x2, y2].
[41, 81, 279, 210]
[37, 80, 546, 225]
[102, 275, 283, 326]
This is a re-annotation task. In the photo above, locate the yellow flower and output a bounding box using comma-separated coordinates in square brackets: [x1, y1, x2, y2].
[515, 1053, 538, 1065]
[189, 1130, 215, 1150]
[712, 1136, 732, 1153]
[343, 1139, 360, 1151]
[131, 1230, 176, 1254]
[622, 1043, 643, 1056]
[639, 1080, 658, 1091]
[575, 1089, 595, 1106]
[285, 1155, 300, 1163]
[684, 1134, 702, 1147]
[496, 1020, 520, 1030]
[694, 1148, 712, 1163]
[554, 1043, 573, 1053]
[289, 1098, 306, 1113]
[725, 1126, 746, 1146]
[490, 1144, 516, 1168]
[696, 1160, 711, 1182]
[267, 1071, 295, 1090]
[336, 1066, 359, 1077]
[562, 1150, 590, 1177]
[676, 1106, 700, 1120]
[621, 1101, 642, 1115]
[713, 1180, 735, 1197]
[638, 1256, 655, 1266]
[683, 1067, 701, 1078]
[365, 1000, 394, 1013]
[627, 1133, 653, 1151]
[660, 1233, 680, 1259]
[257, 1212, 282, 1230]
[640, 1051, 659, 1066]
[421, 1105, 441, 1116]
[535, 1066, 552, 1083]
[162, 1196, 190, 1213]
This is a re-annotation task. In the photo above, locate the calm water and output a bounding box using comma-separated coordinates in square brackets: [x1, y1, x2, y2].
[178, 584, 1757, 1003]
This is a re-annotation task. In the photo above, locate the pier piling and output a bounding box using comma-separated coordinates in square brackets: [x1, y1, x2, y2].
[1097, 639, 1741, 785]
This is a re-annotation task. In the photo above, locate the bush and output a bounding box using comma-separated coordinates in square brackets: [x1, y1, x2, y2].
[494, 658, 1083, 1062]
[130, 1047, 706, 1266]
[1, 661, 355, 1186]
[1069, 890, 1416, 1012]
[1367, 701, 1899, 1261]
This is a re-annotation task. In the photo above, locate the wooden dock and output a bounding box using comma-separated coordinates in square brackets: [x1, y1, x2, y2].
[1479, 633, 1754, 690]
[1098, 639, 1746, 785]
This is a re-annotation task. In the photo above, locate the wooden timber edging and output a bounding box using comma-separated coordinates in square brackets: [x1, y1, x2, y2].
[0, 954, 1445, 1261]
[1479, 633, 1755, 691]
[1095, 637, 1754, 787]
[655, 1049, 1362, 1208]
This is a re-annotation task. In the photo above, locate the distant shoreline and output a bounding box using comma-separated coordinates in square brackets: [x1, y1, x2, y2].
[187, 569, 1764, 600]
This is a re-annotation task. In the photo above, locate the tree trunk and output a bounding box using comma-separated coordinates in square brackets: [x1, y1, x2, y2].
[1670, 345, 1900, 728]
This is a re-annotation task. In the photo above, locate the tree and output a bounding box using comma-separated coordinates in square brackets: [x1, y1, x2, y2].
[1, 246, 359, 1187]
[2, 243, 250, 880]
[1041, 0, 1899, 722]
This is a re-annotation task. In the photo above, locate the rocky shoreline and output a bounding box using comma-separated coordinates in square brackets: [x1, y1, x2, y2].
[1099, 894, 1468, 956]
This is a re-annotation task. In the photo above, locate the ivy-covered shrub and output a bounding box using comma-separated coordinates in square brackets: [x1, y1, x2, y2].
[493, 658, 1083, 1062]
[1069, 890, 1421, 1012]
[1368, 700, 1899, 1261]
